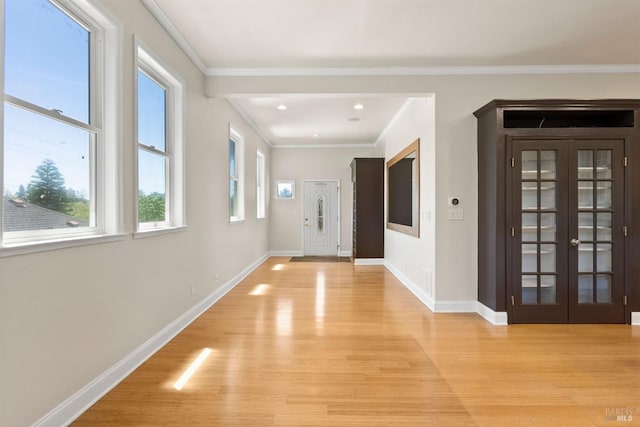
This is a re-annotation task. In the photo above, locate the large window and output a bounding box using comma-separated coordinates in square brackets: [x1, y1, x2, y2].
[256, 150, 266, 219]
[1, 0, 120, 249]
[229, 127, 244, 221]
[135, 40, 184, 233]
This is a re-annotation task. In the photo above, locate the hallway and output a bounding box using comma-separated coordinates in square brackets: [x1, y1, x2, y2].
[74, 257, 640, 426]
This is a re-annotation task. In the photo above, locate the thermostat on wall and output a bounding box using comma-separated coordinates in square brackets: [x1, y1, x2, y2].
[448, 197, 460, 207]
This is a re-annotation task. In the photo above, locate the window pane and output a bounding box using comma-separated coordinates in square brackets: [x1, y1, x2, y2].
[229, 140, 236, 178]
[3, 104, 91, 231]
[137, 71, 166, 151]
[138, 149, 166, 223]
[230, 179, 238, 217]
[5, 0, 90, 123]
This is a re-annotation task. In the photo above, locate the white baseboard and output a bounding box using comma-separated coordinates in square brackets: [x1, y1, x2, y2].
[340, 250, 352, 257]
[34, 253, 270, 427]
[384, 260, 435, 311]
[269, 250, 303, 257]
[354, 258, 384, 265]
[384, 261, 508, 325]
[632, 312, 640, 326]
[433, 300, 479, 313]
[476, 302, 509, 325]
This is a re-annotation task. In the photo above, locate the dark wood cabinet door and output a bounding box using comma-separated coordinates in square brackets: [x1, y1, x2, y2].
[509, 138, 626, 323]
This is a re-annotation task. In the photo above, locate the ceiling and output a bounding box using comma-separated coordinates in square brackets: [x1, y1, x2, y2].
[146, 0, 640, 146]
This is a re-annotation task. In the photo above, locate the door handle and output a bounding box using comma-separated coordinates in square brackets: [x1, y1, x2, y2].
[570, 238, 581, 247]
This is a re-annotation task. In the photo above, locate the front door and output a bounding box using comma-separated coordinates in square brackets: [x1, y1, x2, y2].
[303, 181, 339, 256]
[509, 138, 626, 323]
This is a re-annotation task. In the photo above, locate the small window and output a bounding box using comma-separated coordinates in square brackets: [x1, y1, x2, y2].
[2, 0, 120, 248]
[229, 127, 244, 221]
[256, 151, 266, 219]
[135, 40, 185, 232]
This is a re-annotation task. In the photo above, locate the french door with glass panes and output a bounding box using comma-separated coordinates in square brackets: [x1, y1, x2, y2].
[510, 139, 626, 323]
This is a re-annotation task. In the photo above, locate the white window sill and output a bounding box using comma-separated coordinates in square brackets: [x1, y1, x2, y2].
[229, 218, 245, 224]
[0, 233, 128, 258]
[133, 225, 188, 239]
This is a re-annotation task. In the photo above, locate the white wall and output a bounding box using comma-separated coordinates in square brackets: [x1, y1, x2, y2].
[270, 146, 379, 254]
[0, 1, 270, 426]
[208, 72, 640, 308]
[379, 97, 437, 302]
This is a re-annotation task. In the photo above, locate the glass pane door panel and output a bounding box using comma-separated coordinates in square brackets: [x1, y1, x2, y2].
[596, 275, 612, 303]
[522, 151, 538, 177]
[596, 244, 612, 272]
[578, 182, 593, 208]
[540, 245, 556, 272]
[578, 213, 594, 241]
[578, 275, 594, 303]
[578, 245, 594, 272]
[522, 182, 538, 210]
[595, 151, 612, 179]
[540, 213, 556, 241]
[522, 244, 537, 272]
[577, 150, 594, 179]
[596, 182, 613, 209]
[540, 276, 557, 304]
[522, 275, 537, 304]
[522, 213, 538, 241]
[540, 151, 557, 179]
[597, 213, 613, 240]
[540, 183, 556, 209]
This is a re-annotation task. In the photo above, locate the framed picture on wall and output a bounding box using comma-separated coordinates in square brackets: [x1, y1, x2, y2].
[275, 180, 295, 199]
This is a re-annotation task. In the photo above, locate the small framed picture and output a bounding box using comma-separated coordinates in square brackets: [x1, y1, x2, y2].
[275, 180, 295, 199]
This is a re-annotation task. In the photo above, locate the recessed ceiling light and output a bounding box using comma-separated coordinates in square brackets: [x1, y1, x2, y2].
[313, 133, 319, 138]
[353, 103, 364, 110]
[277, 104, 287, 111]
[347, 117, 360, 122]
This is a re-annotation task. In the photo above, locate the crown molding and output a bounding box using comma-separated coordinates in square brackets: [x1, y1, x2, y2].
[141, 0, 207, 75]
[226, 99, 273, 147]
[271, 143, 377, 149]
[206, 64, 640, 77]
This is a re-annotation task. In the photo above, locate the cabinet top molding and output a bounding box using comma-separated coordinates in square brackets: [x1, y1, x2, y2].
[474, 99, 640, 118]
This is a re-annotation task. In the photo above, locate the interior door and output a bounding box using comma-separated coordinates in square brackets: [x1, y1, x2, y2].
[303, 181, 339, 256]
[510, 138, 626, 323]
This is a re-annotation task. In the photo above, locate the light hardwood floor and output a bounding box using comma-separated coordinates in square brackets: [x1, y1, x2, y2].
[74, 257, 640, 426]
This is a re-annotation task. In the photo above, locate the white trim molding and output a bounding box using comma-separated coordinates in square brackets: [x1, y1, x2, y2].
[632, 312, 640, 326]
[385, 260, 435, 312]
[385, 260, 508, 324]
[140, 0, 207, 74]
[269, 250, 304, 257]
[206, 64, 640, 77]
[354, 258, 384, 266]
[33, 253, 270, 427]
[476, 302, 509, 326]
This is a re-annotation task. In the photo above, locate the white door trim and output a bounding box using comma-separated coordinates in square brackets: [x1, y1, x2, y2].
[302, 179, 341, 256]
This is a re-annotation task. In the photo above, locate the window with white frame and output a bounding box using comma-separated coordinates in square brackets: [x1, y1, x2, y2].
[1, 0, 120, 248]
[256, 150, 266, 219]
[229, 127, 244, 221]
[135, 41, 184, 232]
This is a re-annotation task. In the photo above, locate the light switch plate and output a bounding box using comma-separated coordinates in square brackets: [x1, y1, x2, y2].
[448, 209, 464, 221]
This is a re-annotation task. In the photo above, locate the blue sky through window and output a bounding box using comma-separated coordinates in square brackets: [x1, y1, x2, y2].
[3, 0, 89, 196]
[3, 0, 168, 197]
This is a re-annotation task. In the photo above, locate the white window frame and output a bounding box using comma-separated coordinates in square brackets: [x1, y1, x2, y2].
[134, 37, 185, 236]
[229, 126, 244, 222]
[0, 0, 123, 256]
[256, 150, 266, 219]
